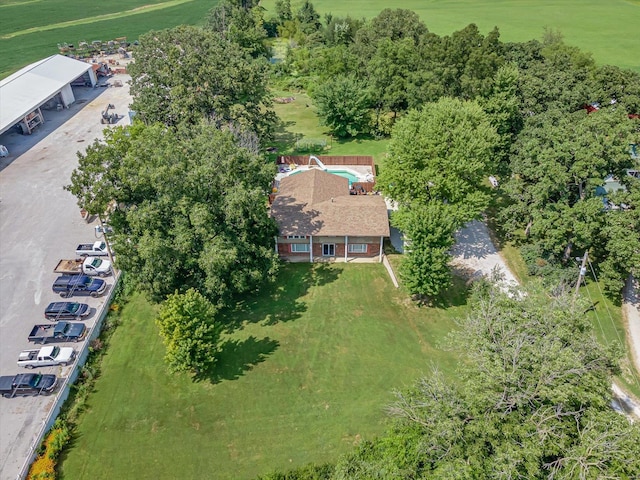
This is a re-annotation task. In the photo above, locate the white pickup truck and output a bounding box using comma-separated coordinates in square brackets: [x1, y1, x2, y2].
[17, 346, 76, 369]
[75, 241, 109, 257]
[54, 257, 112, 277]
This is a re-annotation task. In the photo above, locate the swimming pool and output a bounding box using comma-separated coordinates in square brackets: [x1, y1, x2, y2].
[289, 169, 361, 184]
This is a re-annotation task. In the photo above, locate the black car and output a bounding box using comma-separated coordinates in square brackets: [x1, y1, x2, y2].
[52, 275, 106, 298]
[0, 373, 57, 398]
[44, 302, 90, 321]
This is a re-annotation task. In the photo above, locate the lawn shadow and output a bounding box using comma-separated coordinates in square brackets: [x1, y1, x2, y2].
[57, 431, 84, 478]
[413, 274, 471, 309]
[198, 336, 279, 384]
[272, 118, 301, 150]
[221, 264, 342, 332]
[438, 274, 471, 308]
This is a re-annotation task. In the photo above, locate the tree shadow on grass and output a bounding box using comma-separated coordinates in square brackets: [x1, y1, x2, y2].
[197, 336, 279, 384]
[413, 274, 471, 309]
[220, 263, 342, 333]
[272, 119, 301, 150]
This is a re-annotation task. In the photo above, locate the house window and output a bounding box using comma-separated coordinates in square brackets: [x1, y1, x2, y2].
[348, 244, 367, 253]
[290, 243, 310, 253]
[287, 235, 306, 239]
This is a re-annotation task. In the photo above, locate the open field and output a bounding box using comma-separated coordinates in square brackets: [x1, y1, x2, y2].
[265, 0, 640, 72]
[60, 264, 465, 479]
[2, 0, 638, 78]
[0, 0, 219, 78]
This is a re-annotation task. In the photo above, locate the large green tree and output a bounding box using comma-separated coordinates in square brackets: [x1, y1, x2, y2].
[392, 204, 460, 299]
[128, 25, 275, 139]
[379, 97, 499, 299]
[156, 288, 222, 375]
[205, 0, 270, 58]
[514, 37, 596, 115]
[67, 122, 279, 305]
[311, 75, 370, 138]
[379, 97, 499, 210]
[501, 107, 637, 292]
[336, 282, 639, 478]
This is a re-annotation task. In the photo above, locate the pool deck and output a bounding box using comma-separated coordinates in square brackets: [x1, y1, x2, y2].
[275, 165, 373, 183]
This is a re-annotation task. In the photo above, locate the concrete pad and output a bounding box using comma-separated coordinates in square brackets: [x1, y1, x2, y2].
[0, 75, 131, 480]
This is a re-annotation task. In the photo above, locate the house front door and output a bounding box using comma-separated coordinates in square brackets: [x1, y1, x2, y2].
[322, 243, 335, 256]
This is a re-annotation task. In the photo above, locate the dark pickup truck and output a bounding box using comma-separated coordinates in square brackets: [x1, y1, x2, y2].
[28, 322, 87, 344]
[52, 275, 107, 298]
[0, 373, 57, 398]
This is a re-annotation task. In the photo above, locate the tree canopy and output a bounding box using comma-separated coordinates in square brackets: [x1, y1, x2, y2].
[156, 288, 222, 375]
[377, 98, 499, 299]
[311, 75, 370, 138]
[379, 97, 499, 209]
[128, 25, 275, 139]
[501, 107, 638, 292]
[67, 122, 279, 305]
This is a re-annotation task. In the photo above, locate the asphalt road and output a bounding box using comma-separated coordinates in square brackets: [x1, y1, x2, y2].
[0, 77, 131, 480]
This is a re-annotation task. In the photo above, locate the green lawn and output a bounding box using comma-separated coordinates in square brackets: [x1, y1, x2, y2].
[264, 0, 640, 71]
[60, 264, 465, 479]
[581, 281, 640, 400]
[271, 91, 390, 165]
[0, 0, 219, 78]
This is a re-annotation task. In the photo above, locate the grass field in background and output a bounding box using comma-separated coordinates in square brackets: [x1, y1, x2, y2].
[0, 0, 218, 78]
[60, 264, 465, 479]
[2, 0, 639, 78]
[264, 0, 640, 72]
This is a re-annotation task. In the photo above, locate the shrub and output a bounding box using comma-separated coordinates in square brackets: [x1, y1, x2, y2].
[27, 423, 70, 479]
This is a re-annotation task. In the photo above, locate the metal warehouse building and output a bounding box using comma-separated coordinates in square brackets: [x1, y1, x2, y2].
[0, 54, 97, 136]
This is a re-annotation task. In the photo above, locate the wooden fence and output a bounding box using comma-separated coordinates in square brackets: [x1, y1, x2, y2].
[278, 155, 374, 167]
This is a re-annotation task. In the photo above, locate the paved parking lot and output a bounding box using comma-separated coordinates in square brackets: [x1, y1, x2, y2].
[0, 76, 131, 480]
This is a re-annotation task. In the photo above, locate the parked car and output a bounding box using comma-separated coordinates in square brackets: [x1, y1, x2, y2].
[52, 275, 106, 298]
[0, 373, 57, 398]
[28, 322, 87, 344]
[44, 302, 90, 321]
[17, 346, 76, 368]
[54, 257, 112, 277]
[75, 241, 109, 257]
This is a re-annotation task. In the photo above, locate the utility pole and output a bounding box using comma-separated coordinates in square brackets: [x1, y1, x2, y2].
[574, 251, 588, 300]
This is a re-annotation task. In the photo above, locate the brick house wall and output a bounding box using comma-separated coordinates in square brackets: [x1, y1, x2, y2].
[276, 236, 383, 262]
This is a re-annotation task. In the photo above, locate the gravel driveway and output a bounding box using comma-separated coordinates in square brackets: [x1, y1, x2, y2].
[450, 219, 640, 419]
[449, 219, 518, 290]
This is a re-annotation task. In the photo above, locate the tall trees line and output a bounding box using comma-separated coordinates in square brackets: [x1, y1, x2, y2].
[68, 2, 280, 375]
[269, 6, 640, 299]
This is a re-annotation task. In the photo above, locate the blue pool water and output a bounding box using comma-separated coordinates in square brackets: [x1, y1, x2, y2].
[290, 169, 360, 185]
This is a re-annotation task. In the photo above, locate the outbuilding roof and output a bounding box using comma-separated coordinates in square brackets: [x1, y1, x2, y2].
[0, 55, 92, 135]
[271, 169, 390, 237]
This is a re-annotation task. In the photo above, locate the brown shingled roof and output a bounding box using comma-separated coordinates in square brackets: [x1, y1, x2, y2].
[271, 169, 390, 237]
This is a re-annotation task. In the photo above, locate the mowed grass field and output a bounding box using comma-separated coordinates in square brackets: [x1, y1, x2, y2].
[0, 0, 219, 78]
[271, 90, 391, 165]
[264, 0, 640, 72]
[60, 264, 465, 479]
[1, 0, 639, 78]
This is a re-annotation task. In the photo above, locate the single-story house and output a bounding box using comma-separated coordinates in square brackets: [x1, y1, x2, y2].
[270, 169, 390, 262]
